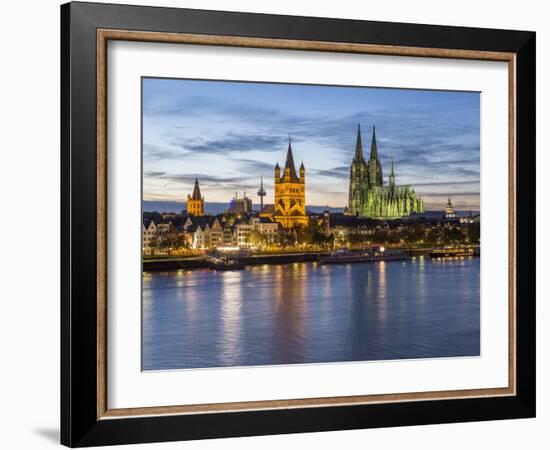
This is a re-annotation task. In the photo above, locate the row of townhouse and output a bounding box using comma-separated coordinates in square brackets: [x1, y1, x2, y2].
[143, 215, 280, 251]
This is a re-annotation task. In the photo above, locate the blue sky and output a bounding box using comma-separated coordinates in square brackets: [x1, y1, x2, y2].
[143, 78, 480, 210]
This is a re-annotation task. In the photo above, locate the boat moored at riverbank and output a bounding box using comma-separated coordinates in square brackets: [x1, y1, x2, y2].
[205, 255, 245, 271]
[429, 246, 478, 258]
[319, 247, 410, 265]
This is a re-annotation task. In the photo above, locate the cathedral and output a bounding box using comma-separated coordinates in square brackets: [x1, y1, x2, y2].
[348, 125, 424, 219]
[272, 139, 308, 228]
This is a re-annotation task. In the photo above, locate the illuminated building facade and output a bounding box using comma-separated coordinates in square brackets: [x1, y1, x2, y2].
[348, 124, 424, 219]
[272, 140, 308, 229]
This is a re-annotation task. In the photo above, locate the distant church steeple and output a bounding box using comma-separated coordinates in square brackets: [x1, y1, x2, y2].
[445, 197, 457, 219]
[191, 178, 202, 200]
[187, 178, 205, 216]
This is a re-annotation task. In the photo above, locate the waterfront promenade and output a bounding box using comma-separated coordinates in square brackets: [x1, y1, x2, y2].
[142, 246, 479, 271]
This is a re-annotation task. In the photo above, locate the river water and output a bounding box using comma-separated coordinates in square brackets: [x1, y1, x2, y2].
[142, 257, 480, 370]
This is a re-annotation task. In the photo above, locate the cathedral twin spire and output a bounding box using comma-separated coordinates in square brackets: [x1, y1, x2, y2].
[353, 124, 383, 187]
[348, 124, 424, 218]
[354, 124, 364, 161]
[370, 125, 378, 161]
[354, 123, 380, 162]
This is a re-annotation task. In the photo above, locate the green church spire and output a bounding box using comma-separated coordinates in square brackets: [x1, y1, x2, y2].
[367, 125, 383, 187]
[354, 123, 364, 161]
[370, 125, 378, 160]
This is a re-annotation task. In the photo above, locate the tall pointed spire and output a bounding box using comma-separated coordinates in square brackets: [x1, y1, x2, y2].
[389, 157, 395, 188]
[191, 178, 202, 200]
[354, 123, 364, 161]
[370, 125, 378, 160]
[284, 137, 299, 181]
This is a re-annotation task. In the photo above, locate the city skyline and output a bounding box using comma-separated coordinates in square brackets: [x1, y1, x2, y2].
[143, 78, 480, 210]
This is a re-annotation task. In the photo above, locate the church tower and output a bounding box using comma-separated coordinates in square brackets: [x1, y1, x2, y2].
[348, 124, 368, 215]
[367, 125, 383, 187]
[273, 138, 308, 228]
[187, 178, 204, 216]
[445, 197, 457, 219]
[389, 157, 395, 189]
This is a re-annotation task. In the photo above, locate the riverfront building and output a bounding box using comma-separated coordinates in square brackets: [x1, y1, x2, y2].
[229, 191, 253, 215]
[347, 125, 424, 219]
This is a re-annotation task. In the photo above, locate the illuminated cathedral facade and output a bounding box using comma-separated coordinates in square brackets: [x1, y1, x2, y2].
[348, 125, 424, 219]
[272, 140, 308, 229]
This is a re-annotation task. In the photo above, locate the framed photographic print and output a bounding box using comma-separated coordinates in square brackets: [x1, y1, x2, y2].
[61, 2, 536, 447]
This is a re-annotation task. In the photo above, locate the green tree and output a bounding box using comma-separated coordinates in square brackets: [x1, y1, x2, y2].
[427, 226, 443, 245]
[347, 230, 369, 245]
[297, 221, 327, 248]
[277, 229, 295, 249]
[371, 228, 390, 244]
[442, 226, 465, 245]
[246, 230, 268, 249]
[467, 222, 480, 244]
[402, 223, 424, 245]
[158, 234, 177, 256]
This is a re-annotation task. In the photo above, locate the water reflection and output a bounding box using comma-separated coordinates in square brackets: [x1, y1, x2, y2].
[142, 257, 480, 370]
[220, 271, 243, 366]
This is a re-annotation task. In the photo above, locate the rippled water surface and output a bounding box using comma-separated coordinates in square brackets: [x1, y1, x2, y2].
[142, 258, 480, 370]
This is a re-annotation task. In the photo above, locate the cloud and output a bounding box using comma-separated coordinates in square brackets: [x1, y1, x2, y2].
[424, 192, 480, 197]
[310, 166, 350, 178]
[236, 159, 277, 174]
[142, 79, 480, 208]
[143, 143, 190, 161]
[145, 94, 282, 123]
[172, 133, 284, 155]
[144, 170, 167, 178]
[145, 172, 244, 184]
[413, 180, 480, 187]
